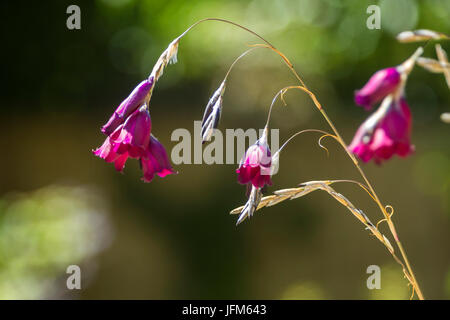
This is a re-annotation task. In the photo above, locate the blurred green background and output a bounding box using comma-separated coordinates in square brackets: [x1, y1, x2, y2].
[1, 0, 450, 299]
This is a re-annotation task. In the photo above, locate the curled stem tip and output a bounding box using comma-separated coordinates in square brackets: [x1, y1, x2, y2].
[277, 129, 337, 155]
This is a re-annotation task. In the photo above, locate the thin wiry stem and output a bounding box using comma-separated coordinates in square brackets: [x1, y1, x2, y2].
[277, 129, 336, 153]
[223, 47, 260, 82]
[265, 86, 318, 128]
[176, 18, 306, 88]
[178, 18, 424, 299]
[177, 18, 277, 48]
[261, 45, 425, 300]
[265, 89, 284, 127]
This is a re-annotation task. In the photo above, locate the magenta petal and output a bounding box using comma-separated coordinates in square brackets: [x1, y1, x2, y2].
[236, 140, 272, 188]
[93, 137, 119, 163]
[128, 107, 152, 149]
[396, 142, 413, 157]
[349, 142, 373, 163]
[101, 113, 122, 136]
[354, 93, 373, 111]
[140, 135, 176, 182]
[251, 169, 272, 188]
[102, 78, 154, 135]
[157, 168, 174, 178]
[236, 166, 254, 185]
[354, 67, 401, 110]
[349, 96, 414, 164]
[114, 153, 129, 172]
[148, 136, 175, 172]
[141, 157, 156, 183]
[111, 106, 152, 158]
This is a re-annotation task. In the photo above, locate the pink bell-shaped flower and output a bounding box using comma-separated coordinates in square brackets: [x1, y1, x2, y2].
[236, 128, 272, 188]
[349, 95, 413, 164]
[140, 135, 176, 183]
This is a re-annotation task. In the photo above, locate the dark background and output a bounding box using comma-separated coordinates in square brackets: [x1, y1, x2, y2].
[0, 0, 449, 299]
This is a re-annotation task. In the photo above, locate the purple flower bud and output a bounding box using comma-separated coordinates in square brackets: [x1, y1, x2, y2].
[355, 67, 401, 110]
[102, 78, 154, 135]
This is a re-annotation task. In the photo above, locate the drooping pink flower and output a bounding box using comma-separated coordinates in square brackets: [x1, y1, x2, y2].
[93, 105, 152, 170]
[236, 131, 272, 188]
[140, 135, 176, 183]
[355, 67, 401, 110]
[349, 95, 413, 164]
[111, 105, 152, 158]
[102, 78, 154, 135]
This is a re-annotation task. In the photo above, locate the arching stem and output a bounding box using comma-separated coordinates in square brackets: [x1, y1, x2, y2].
[177, 18, 424, 300]
[223, 47, 260, 82]
[264, 46, 425, 300]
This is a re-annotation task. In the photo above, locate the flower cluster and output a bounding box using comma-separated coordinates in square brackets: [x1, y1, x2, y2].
[93, 39, 182, 182]
[93, 79, 175, 182]
[92, 20, 446, 232]
[349, 95, 413, 164]
[349, 49, 422, 164]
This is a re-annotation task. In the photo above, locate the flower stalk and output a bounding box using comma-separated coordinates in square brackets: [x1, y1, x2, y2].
[95, 18, 435, 299]
[174, 18, 425, 299]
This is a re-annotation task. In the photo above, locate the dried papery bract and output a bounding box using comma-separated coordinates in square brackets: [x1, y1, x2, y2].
[231, 181, 336, 214]
[435, 44, 450, 89]
[231, 180, 395, 252]
[397, 32, 450, 124]
[235, 186, 262, 225]
[149, 38, 180, 82]
[201, 47, 262, 144]
[396, 46, 424, 78]
[396, 29, 449, 43]
[201, 81, 225, 143]
[416, 57, 450, 73]
[432, 52, 450, 131]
